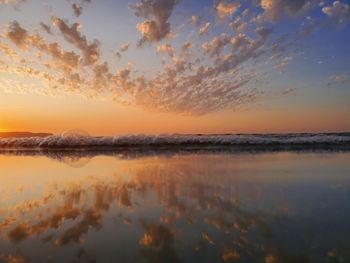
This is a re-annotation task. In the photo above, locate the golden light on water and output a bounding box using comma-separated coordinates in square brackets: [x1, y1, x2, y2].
[0, 153, 349, 261]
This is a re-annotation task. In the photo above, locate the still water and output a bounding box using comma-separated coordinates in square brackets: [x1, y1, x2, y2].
[0, 152, 349, 262]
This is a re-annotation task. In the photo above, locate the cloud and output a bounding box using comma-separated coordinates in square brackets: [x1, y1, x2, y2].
[276, 56, 293, 71]
[0, 0, 25, 5]
[5, 21, 28, 49]
[116, 43, 131, 59]
[229, 16, 247, 32]
[6, 21, 81, 71]
[322, 1, 350, 25]
[120, 43, 130, 52]
[72, 3, 83, 17]
[52, 18, 100, 65]
[191, 15, 201, 27]
[157, 43, 174, 57]
[2, 0, 342, 116]
[258, 0, 309, 21]
[135, 20, 171, 45]
[40, 22, 53, 35]
[202, 33, 230, 58]
[69, 0, 92, 17]
[0, 43, 17, 57]
[3, 18, 274, 115]
[113, 43, 263, 114]
[181, 42, 192, 53]
[3, 21, 85, 96]
[282, 87, 296, 95]
[214, 0, 240, 20]
[129, 0, 178, 46]
[199, 22, 211, 35]
[327, 73, 350, 87]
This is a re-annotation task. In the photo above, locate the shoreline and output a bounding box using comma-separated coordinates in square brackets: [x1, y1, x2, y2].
[1, 144, 350, 160]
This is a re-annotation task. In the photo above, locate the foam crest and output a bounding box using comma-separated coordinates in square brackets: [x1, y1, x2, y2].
[0, 133, 350, 149]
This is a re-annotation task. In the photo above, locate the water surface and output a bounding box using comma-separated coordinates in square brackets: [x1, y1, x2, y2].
[0, 152, 349, 262]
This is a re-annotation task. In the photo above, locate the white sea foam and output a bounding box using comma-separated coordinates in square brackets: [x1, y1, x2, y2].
[0, 133, 349, 148]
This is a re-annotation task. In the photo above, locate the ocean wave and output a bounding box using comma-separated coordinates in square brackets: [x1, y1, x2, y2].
[0, 133, 350, 149]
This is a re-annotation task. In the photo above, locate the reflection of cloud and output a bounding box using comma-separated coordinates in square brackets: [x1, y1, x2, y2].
[56, 209, 101, 246]
[0, 254, 30, 263]
[1, 154, 349, 261]
[2, 155, 270, 249]
[265, 245, 312, 263]
[60, 156, 91, 168]
[139, 222, 180, 263]
[7, 205, 81, 243]
[221, 248, 241, 262]
[202, 232, 215, 245]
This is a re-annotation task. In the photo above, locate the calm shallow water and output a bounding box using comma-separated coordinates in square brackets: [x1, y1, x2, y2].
[0, 152, 349, 262]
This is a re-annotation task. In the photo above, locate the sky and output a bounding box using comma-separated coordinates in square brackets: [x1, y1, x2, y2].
[0, 0, 349, 135]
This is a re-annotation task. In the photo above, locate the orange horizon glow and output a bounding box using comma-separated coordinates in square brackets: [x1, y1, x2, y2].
[2, 105, 349, 136]
[1, 1, 350, 136]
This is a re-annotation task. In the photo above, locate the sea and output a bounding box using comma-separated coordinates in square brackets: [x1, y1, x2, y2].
[0, 133, 349, 262]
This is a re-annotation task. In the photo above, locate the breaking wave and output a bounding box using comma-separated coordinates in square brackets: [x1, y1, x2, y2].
[0, 133, 350, 149]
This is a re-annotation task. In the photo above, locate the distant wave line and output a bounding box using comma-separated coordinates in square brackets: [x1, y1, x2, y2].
[0, 133, 350, 149]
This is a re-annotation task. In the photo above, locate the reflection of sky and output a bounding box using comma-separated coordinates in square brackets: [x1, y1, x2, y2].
[0, 152, 350, 262]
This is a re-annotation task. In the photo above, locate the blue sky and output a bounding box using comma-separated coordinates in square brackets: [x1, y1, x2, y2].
[0, 0, 349, 134]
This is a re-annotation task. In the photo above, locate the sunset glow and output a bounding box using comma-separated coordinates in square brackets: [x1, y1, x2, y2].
[0, 0, 349, 135]
[1, 2, 350, 261]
